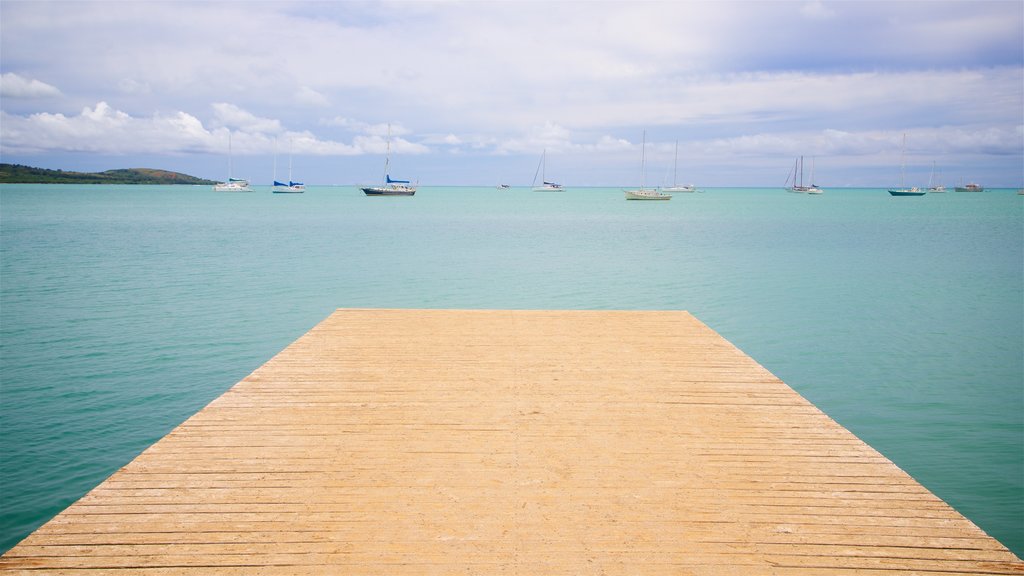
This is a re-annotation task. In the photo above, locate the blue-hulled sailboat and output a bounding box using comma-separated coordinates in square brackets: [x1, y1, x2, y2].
[362, 124, 416, 196]
[889, 133, 925, 196]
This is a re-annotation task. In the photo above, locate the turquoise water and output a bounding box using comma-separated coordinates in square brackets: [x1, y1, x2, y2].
[2, 184, 1021, 555]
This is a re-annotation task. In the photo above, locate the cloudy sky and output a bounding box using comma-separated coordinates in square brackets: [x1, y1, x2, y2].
[1, 0, 1022, 187]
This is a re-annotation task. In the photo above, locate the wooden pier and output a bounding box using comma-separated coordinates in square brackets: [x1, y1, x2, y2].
[2, 309, 1021, 574]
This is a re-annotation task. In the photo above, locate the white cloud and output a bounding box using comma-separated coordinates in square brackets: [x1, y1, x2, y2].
[0, 101, 365, 156]
[800, 1, 836, 20]
[593, 135, 633, 152]
[320, 117, 414, 138]
[364, 122, 413, 138]
[352, 133, 429, 155]
[0, 73, 61, 98]
[295, 86, 329, 107]
[274, 130, 361, 155]
[495, 122, 574, 154]
[0, 1, 1020, 184]
[322, 116, 363, 129]
[0, 102, 203, 154]
[420, 133, 463, 146]
[210, 102, 282, 134]
[117, 78, 151, 95]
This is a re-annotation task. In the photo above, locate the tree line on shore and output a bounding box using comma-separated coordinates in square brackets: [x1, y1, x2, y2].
[0, 164, 216, 185]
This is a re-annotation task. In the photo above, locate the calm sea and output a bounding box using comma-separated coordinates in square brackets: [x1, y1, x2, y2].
[1, 184, 1022, 555]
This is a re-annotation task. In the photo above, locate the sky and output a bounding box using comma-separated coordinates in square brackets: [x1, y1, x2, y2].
[1, 0, 1022, 187]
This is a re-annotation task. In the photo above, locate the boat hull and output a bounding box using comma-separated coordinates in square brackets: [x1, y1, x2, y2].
[954, 185, 984, 192]
[362, 186, 416, 196]
[889, 189, 926, 196]
[625, 189, 671, 201]
[213, 184, 253, 192]
[661, 186, 695, 193]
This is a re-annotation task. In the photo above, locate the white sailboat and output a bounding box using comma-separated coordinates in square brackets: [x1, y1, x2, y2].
[660, 140, 695, 193]
[889, 133, 925, 196]
[213, 131, 253, 192]
[785, 156, 822, 194]
[272, 139, 305, 194]
[625, 131, 671, 201]
[361, 123, 416, 196]
[531, 149, 564, 191]
[806, 157, 822, 194]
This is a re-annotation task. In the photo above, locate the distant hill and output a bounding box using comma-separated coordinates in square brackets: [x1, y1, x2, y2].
[0, 164, 217, 185]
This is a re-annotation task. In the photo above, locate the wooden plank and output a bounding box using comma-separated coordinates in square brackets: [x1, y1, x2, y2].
[2, 309, 1021, 574]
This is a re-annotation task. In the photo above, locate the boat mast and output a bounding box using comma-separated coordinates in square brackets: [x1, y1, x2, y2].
[673, 140, 679, 187]
[640, 131, 647, 189]
[899, 133, 906, 189]
[533, 149, 545, 187]
[383, 123, 392, 186]
[227, 131, 233, 181]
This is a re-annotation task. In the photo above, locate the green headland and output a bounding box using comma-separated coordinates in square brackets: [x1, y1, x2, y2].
[0, 164, 216, 185]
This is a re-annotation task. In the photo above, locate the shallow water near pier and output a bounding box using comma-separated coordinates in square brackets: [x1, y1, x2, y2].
[1, 184, 1021, 555]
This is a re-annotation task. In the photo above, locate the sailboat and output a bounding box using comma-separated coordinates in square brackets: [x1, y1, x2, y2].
[361, 124, 416, 196]
[954, 180, 984, 192]
[272, 139, 305, 194]
[785, 156, 822, 194]
[889, 133, 925, 196]
[927, 161, 945, 192]
[661, 140, 695, 193]
[625, 131, 671, 201]
[531, 149, 564, 191]
[213, 131, 253, 192]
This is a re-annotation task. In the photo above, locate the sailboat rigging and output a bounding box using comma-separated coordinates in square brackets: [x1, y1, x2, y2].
[272, 138, 305, 194]
[531, 149, 564, 191]
[625, 131, 671, 201]
[661, 140, 695, 193]
[785, 156, 822, 194]
[927, 161, 945, 192]
[213, 131, 253, 192]
[889, 133, 925, 196]
[362, 124, 416, 196]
